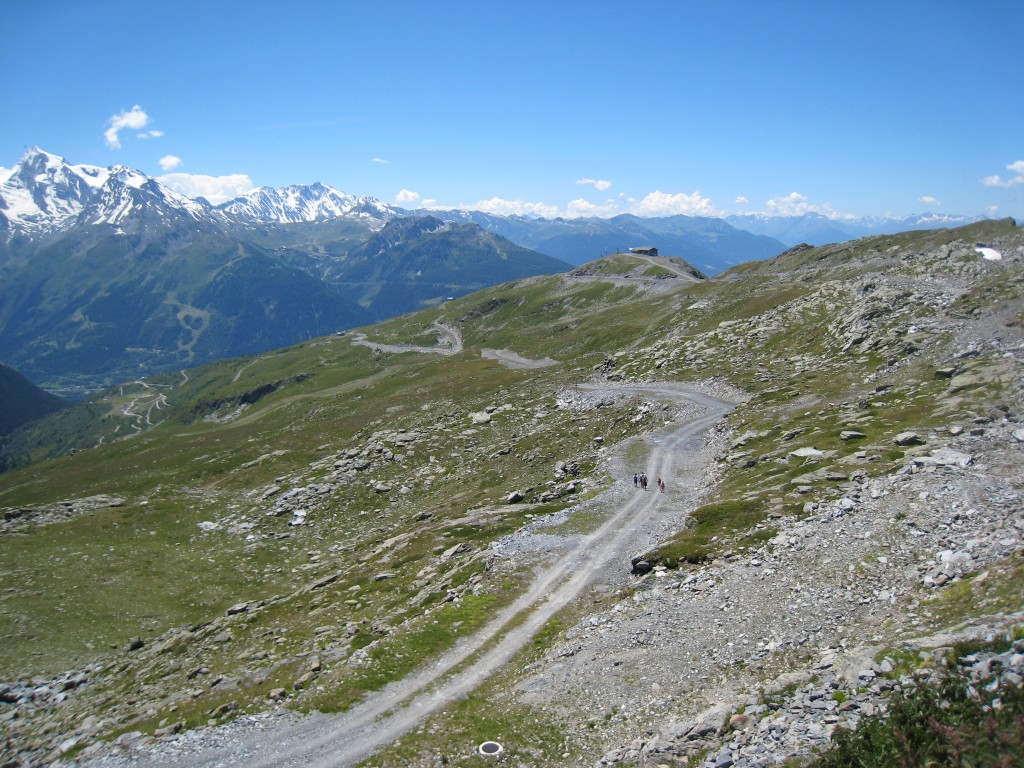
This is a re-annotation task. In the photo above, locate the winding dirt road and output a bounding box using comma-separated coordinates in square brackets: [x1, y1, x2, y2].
[107, 385, 732, 768]
[350, 322, 463, 356]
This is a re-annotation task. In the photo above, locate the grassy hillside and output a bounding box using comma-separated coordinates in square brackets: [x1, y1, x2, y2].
[1, 224, 1022, 765]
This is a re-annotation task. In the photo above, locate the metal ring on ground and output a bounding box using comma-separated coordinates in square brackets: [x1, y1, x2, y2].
[478, 741, 503, 757]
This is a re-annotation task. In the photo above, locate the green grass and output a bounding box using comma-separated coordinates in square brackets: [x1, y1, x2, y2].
[302, 592, 501, 713]
[362, 693, 571, 767]
[643, 498, 766, 567]
[919, 554, 1024, 631]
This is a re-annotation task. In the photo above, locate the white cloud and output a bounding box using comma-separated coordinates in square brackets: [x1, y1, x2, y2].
[138, 130, 165, 139]
[0, 165, 12, 184]
[734, 196, 749, 205]
[470, 197, 559, 218]
[980, 159, 1024, 188]
[765, 191, 814, 216]
[159, 155, 182, 171]
[632, 190, 719, 217]
[919, 195, 939, 205]
[156, 173, 256, 205]
[104, 105, 150, 149]
[565, 198, 620, 217]
[396, 188, 420, 204]
[371, 157, 388, 164]
[576, 178, 612, 192]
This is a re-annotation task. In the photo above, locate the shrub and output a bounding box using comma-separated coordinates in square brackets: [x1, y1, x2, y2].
[811, 659, 1024, 767]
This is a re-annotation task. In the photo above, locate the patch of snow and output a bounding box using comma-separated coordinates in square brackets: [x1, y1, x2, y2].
[975, 246, 1002, 261]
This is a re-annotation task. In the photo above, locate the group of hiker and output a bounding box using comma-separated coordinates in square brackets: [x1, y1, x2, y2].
[632, 472, 665, 492]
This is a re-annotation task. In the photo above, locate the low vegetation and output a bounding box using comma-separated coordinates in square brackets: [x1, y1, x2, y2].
[809, 640, 1024, 767]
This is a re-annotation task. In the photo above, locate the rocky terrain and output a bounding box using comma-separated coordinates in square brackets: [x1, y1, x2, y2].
[524, 402, 1023, 766]
[1, 222, 1021, 767]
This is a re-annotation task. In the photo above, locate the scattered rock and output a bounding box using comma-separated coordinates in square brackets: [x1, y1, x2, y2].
[893, 431, 923, 446]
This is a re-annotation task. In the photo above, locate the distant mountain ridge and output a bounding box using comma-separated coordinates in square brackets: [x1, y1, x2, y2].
[725, 211, 988, 247]
[422, 210, 786, 273]
[2, 147, 987, 256]
[216, 182, 399, 226]
[337, 216, 568, 317]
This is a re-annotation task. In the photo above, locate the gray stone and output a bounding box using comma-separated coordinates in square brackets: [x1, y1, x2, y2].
[913, 448, 972, 469]
[893, 431, 923, 446]
[226, 601, 254, 616]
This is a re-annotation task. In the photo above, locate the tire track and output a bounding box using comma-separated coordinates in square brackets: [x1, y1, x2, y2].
[126, 387, 732, 768]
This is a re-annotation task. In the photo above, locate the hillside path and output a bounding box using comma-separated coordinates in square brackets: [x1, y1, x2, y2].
[350, 321, 463, 356]
[98, 385, 732, 768]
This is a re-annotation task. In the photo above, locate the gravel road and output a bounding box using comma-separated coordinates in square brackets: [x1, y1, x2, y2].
[84, 385, 733, 768]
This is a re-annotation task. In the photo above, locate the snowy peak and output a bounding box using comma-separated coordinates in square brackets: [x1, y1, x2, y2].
[0, 147, 102, 231]
[0, 149, 397, 241]
[0, 147, 219, 236]
[218, 182, 398, 225]
[0, 147, 223, 236]
[79, 171, 215, 227]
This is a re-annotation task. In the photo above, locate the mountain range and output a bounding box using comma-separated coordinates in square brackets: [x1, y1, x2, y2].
[725, 210, 987, 247]
[0, 147, 988, 397]
[0, 149, 567, 396]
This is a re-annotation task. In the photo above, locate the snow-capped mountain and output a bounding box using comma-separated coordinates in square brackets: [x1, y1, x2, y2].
[80, 166, 216, 228]
[0, 148, 402, 240]
[0, 147, 106, 233]
[0, 147, 219, 238]
[217, 182, 399, 225]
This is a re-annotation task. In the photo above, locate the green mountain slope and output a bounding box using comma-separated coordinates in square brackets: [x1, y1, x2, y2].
[0, 363, 65, 435]
[0, 213, 566, 398]
[334, 216, 571, 317]
[0, 225, 371, 397]
[1, 220, 1021, 766]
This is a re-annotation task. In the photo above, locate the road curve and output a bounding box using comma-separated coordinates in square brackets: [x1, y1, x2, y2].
[351, 322, 463, 356]
[127, 386, 732, 768]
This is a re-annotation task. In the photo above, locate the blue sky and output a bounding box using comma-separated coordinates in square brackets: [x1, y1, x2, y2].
[2, 0, 1022, 220]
